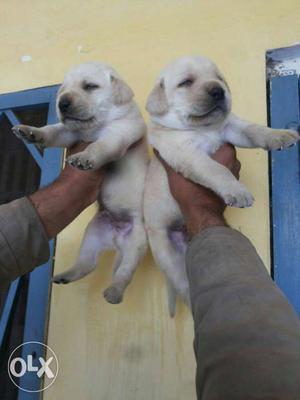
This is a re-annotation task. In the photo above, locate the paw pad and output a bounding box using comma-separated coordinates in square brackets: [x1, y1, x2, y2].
[103, 286, 123, 304]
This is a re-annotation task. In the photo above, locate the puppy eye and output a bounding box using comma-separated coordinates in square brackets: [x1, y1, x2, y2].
[178, 79, 194, 88]
[83, 83, 100, 91]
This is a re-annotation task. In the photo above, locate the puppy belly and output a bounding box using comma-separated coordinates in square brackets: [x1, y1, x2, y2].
[168, 225, 188, 253]
[144, 156, 182, 227]
[99, 209, 133, 238]
[100, 144, 148, 215]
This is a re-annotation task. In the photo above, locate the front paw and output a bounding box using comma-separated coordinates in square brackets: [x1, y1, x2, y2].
[265, 129, 299, 150]
[67, 152, 95, 170]
[221, 184, 254, 208]
[12, 125, 45, 147]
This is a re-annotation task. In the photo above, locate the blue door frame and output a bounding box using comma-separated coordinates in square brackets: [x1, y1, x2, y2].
[0, 85, 63, 397]
[269, 74, 300, 315]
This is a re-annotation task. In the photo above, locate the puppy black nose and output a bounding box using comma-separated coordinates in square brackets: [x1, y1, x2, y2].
[210, 86, 225, 101]
[59, 97, 71, 113]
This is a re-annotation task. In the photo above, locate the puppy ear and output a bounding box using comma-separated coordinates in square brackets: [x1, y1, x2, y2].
[111, 75, 134, 105]
[146, 80, 168, 115]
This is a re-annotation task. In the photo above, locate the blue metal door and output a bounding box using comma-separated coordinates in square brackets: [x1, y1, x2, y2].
[0, 86, 63, 398]
[269, 74, 300, 315]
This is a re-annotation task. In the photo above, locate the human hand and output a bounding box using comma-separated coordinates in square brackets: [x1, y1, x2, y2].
[58, 142, 105, 205]
[30, 142, 105, 239]
[156, 144, 241, 237]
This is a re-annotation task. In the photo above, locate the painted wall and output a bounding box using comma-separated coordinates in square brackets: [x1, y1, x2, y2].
[1, 1, 300, 398]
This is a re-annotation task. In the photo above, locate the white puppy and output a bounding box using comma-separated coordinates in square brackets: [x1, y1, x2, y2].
[144, 55, 299, 317]
[13, 62, 149, 304]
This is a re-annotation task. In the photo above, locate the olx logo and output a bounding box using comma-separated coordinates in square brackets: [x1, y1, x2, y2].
[8, 341, 59, 393]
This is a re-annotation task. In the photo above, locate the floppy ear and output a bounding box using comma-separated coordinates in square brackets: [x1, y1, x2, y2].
[146, 80, 168, 115]
[111, 75, 134, 105]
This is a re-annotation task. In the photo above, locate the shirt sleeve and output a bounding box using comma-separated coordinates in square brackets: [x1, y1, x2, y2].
[0, 197, 50, 291]
[186, 226, 300, 400]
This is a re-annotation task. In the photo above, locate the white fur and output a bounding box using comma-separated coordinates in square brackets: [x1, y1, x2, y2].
[144, 55, 299, 316]
[12, 62, 149, 304]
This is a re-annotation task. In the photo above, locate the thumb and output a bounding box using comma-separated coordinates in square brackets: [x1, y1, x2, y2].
[154, 149, 172, 173]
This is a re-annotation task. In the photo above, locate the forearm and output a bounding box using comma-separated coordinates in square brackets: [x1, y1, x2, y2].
[181, 201, 227, 238]
[30, 166, 100, 239]
[0, 197, 50, 290]
[0, 141, 104, 289]
[0, 180, 93, 290]
[186, 227, 300, 399]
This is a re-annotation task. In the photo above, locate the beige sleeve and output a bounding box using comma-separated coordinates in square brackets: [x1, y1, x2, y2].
[0, 197, 50, 291]
[186, 226, 300, 400]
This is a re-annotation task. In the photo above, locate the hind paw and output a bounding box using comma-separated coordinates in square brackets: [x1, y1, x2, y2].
[103, 286, 123, 304]
[52, 272, 74, 284]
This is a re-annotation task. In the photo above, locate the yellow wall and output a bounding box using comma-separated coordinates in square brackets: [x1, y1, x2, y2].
[1, 1, 300, 399]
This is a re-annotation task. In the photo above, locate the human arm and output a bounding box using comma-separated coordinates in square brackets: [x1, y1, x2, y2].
[158, 144, 300, 399]
[29, 143, 105, 238]
[0, 143, 105, 290]
[188, 226, 300, 400]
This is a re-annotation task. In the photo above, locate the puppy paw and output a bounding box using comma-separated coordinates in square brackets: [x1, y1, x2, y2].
[265, 129, 299, 150]
[222, 184, 254, 208]
[12, 125, 46, 147]
[103, 286, 123, 304]
[52, 272, 73, 284]
[67, 152, 95, 170]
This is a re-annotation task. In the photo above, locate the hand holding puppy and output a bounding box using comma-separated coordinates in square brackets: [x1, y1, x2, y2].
[156, 143, 241, 237]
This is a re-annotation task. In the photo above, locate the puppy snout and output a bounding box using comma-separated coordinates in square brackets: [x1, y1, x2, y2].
[209, 86, 225, 102]
[58, 96, 72, 113]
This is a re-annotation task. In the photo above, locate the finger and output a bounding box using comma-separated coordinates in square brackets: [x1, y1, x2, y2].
[66, 141, 90, 156]
[211, 143, 236, 163]
[154, 149, 173, 174]
[233, 159, 241, 179]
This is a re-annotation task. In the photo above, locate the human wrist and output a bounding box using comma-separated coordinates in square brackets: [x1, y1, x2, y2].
[182, 205, 227, 238]
[30, 182, 82, 239]
[30, 171, 100, 239]
[56, 170, 99, 208]
[58, 162, 104, 203]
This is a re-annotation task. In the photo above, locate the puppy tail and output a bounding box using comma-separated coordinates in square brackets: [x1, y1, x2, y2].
[166, 280, 177, 318]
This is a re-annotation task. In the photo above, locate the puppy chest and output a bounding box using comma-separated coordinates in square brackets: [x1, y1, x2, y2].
[193, 131, 224, 154]
[100, 158, 146, 212]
